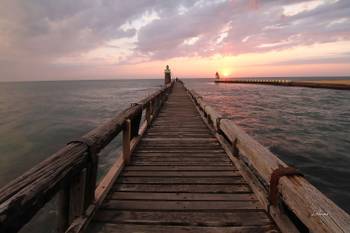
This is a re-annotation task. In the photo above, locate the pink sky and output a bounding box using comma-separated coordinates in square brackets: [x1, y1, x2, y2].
[0, 0, 349, 81]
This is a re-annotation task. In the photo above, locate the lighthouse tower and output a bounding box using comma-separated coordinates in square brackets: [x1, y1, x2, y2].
[164, 65, 171, 85]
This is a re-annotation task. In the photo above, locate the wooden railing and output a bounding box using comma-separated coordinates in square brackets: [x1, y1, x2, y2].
[185, 85, 350, 233]
[0, 81, 174, 233]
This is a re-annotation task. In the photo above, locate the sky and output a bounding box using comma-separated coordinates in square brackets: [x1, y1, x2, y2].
[0, 0, 350, 81]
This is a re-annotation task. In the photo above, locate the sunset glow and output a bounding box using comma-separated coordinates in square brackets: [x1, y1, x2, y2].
[221, 68, 232, 77]
[0, 0, 349, 81]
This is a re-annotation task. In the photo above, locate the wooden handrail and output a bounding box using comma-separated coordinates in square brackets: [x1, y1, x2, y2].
[0, 81, 174, 233]
[185, 85, 350, 233]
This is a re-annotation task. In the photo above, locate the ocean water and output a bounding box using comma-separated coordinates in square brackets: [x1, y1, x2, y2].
[0, 78, 349, 232]
[0, 80, 161, 188]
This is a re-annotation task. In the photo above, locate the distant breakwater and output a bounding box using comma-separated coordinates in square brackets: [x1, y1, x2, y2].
[215, 79, 350, 90]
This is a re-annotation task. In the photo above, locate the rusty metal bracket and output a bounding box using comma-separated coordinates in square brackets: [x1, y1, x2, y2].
[269, 165, 303, 206]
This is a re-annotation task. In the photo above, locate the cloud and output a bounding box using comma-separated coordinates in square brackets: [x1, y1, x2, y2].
[0, 0, 350, 80]
[272, 52, 350, 65]
[135, 0, 350, 59]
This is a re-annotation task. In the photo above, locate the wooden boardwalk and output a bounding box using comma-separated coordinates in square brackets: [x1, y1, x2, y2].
[87, 82, 280, 233]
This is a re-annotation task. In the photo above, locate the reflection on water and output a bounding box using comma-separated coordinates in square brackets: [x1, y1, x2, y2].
[186, 79, 350, 213]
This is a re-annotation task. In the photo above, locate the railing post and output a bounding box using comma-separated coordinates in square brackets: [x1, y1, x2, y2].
[68, 168, 87, 224]
[84, 148, 98, 211]
[57, 186, 69, 233]
[65, 139, 98, 226]
[155, 97, 159, 113]
[162, 92, 166, 103]
[123, 119, 131, 162]
[146, 101, 152, 124]
[153, 97, 160, 116]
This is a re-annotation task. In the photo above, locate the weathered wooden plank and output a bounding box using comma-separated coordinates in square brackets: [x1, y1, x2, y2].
[152, 124, 207, 128]
[152, 121, 206, 125]
[139, 141, 220, 146]
[101, 200, 262, 211]
[137, 147, 224, 151]
[133, 153, 229, 158]
[121, 171, 239, 177]
[132, 157, 229, 162]
[148, 127, 210, 131]
[144, 136, 214, 139]
[154, 115, 203, 118]
[147, 128, 210, 132]
[129, 161, 232, 166]
[93, 210, 270, 226]
[87, 223, 279, 233]
[109, 192, 256, 201]
[117, 177, 246, 184]
[124, 165, 237, 171]
[113, 184, 251, 193]
[90, 223, 278, 233]
[134, 149, 226, 153]
[130, 158, 230, 163]
[135, 150, 225, 155]
[141, 138, 217, 142]
[137, 145, 223, 148]
[145, 132, 213, 136]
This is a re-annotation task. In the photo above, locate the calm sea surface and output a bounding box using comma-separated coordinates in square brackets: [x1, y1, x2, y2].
[0, 78, 349, 232]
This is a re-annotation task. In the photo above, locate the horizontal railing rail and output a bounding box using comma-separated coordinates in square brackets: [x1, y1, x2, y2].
[185, 83, 350, 233]
[0, 81, 174, 233]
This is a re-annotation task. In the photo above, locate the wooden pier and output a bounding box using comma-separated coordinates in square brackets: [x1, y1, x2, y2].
[87, 81, 279, 233]
[0, 74, 349, 233]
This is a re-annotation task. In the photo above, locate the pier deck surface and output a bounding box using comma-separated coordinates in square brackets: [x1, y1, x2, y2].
[87, 82, 279, 233]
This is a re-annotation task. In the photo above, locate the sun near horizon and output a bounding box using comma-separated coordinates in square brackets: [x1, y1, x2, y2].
[220, 68, 233, 78]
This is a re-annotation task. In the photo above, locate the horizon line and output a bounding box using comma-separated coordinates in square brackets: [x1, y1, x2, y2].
[1, 75, 350, 83]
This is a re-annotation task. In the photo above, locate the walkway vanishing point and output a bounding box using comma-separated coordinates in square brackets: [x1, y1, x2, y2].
[0, 69, 349, 233]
